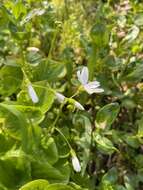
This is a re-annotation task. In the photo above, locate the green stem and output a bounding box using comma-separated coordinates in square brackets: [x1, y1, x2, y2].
[111, 73, 122, 90]
[49, 101, 73, 151]
[19, 42, 31, 82]
[54, 127, 72, 150]
[50, 102, 65, 133]
[33, 84, 51, 90]
[70, 90, 80, 98]
[69, 86, 82, 99]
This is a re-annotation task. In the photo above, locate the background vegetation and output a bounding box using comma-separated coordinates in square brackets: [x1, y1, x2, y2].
[0, 0, 143, 189]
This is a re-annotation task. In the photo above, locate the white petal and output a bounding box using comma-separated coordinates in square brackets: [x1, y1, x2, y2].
[72, 156, 81, 172]
[77, 67, 88, 85]
[74, 101, 85, 110]
[28, 84, 39, 103]
[86, 81, 100, 89]
[84, 84, 95, 94]
[92, 88, 104, 93]
[81, 67, 89, 84]
[84, 84, 104, 94]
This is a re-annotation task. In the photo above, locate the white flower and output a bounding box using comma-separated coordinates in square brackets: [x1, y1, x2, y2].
[71, 155, 81, 172]
[28, 84, 39, 103]
[77, 66, 104, 94]
[55, 92, 84, 110]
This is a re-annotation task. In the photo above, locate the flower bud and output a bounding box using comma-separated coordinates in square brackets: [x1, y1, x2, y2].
[71, 155, 81, 172]
[28, 84, 39, 103]
[71, 149, 81, 172]
[55, 92, 65, 103]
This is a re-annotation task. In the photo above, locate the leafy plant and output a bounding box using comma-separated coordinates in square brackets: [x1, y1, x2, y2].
[0, 0, 143, 190]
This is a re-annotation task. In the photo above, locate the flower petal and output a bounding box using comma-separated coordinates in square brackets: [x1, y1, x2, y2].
[84, 84, 95, 94]
[92, 88, 104, 93]
[77, 66, 88, 85]
[74, 101, 85, 110]
[28, 84, 39, 103]
[72, 156, 81, 172]
[86, 81, 100, 89]
[84, 84, 104, 94]
[55, 92, 65, 103]
[81, 66, 89, 84]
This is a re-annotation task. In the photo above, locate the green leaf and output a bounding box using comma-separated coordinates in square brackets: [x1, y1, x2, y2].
[14, 104, 44, 125]
[12, 0, 27, 19]
[0, 3, 16, 28]
[0, 183, 8, 190]
[124, 64, 143, 83]
[94, 134, 117, 155]
[0, 149, 31, 189]
[0, 66, 23, 97]
[125, 183, 134, 190]
[135, 155, 143, 168]
[90, 22, 109, 47]
[100, 181, 115, 190]
[36, 87, 55, 113]
[0, 133, 15, 154]
[41, 137, 59, 165]
[46, 183, 75, 190]
[0, 103, 29, 151]
[19, 179, 49, 190]
[18, 84, 55, 114]
[123, 135, 140, 149]
[32, 60, 65, 82]
[115, 185, 127, 190]
[135, 14, 143, 26]
[95, 103, 120, 129]
[102, 167, 118, 184]
[31, 159, 70, 183]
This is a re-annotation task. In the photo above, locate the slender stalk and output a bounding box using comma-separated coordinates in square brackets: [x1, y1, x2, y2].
[70, 89, 80, 98]
[49, 102, 65, 133]
[54, 127, 72, 150]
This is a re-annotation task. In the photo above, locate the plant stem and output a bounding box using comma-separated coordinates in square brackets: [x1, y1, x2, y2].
[49, 101, 73, 151]
[50, 102, 65, 133]
[54, 127, 72, 150]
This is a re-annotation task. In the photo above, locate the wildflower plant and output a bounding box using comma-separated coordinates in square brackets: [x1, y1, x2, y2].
[0, 1, 143, 190]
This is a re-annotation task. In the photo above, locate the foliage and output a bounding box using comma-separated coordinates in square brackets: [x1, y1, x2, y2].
[0, 0, 143, 189]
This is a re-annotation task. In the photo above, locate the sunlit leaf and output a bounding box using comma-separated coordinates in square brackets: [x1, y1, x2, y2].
[94, 134, 117, 155]
[95, 103, 120, 129]
[19, 179, 49, 190]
